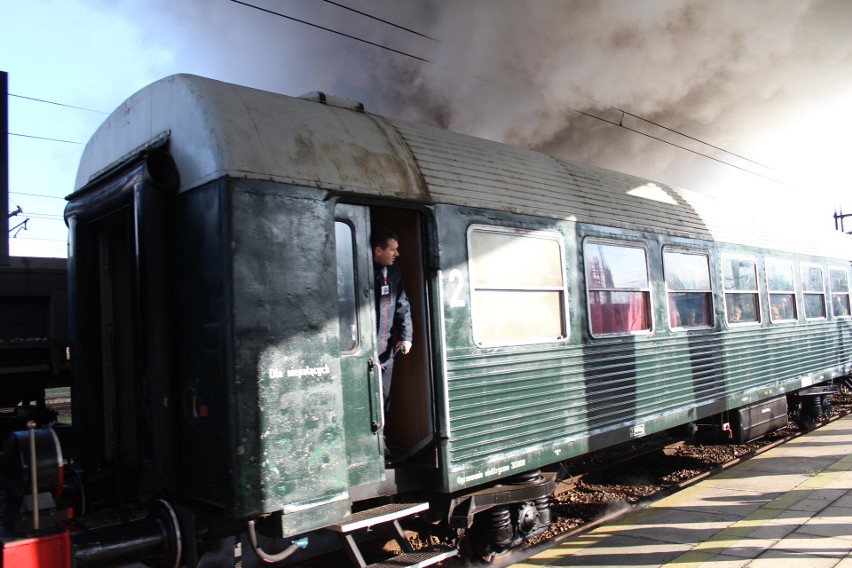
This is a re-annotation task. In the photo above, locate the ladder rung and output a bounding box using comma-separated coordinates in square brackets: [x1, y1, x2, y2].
[328, 502, 429, 533]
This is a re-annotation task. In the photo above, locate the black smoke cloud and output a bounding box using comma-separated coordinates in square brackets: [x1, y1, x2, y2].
[354, 0, 852, 208]
[113, 0, 852, 216]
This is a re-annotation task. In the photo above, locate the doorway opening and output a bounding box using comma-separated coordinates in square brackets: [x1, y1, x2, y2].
[371, 207, 434, 460]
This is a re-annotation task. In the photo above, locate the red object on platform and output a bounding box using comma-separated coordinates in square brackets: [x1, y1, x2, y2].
[1, 531, 71, 568]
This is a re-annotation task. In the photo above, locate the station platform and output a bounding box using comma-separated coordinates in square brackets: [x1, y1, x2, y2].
[512, 414, 852, 567]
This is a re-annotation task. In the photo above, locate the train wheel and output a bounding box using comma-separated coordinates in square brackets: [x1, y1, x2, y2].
[465, 506, 514, 563]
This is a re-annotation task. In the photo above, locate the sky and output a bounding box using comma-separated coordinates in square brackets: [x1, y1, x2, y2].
[3, 0, 852, 258]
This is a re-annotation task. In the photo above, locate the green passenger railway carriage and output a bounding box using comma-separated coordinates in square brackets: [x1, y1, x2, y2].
[6, 74, 852, 567]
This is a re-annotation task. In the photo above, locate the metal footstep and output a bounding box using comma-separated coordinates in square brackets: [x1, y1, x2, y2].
[328, 502, 457, 568]
[364, 547, 458, 568]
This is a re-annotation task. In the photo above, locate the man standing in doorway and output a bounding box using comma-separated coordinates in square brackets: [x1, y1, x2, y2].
[371, 228, 413, 412]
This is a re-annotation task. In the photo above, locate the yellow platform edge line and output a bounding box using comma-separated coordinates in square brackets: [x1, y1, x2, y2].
[659, 448, 851, 567]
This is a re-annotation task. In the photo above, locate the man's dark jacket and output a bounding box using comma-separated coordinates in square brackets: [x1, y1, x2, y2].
[374, 263, 413, 358]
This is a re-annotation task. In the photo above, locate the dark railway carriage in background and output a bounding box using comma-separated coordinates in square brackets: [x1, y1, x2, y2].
[4, 74, 852, 567]
[0, 257, 68, 426]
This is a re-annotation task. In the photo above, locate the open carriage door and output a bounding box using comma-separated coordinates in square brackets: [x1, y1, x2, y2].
[335, 204, 385, 486]
[369, 207, 435, 460]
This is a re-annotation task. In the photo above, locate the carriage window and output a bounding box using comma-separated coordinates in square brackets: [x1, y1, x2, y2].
[584, 241, 651, 335]
[830, 267, 851, 317]
[468, 227, 566, 346]
[722, 255, 760, 324]
[665, 250, 713, 329]
[766, 260, 797, 322]
[801, 265, 827, 320]
[335, 221, 359, 351]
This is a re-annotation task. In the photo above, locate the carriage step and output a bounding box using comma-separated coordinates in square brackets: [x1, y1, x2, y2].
[329, 502, 456, 568]
[365, 545, 458, 568]
[329, 501, 429, 533]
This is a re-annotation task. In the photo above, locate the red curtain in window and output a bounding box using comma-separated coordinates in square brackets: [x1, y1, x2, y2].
[591, 292, 647, 334]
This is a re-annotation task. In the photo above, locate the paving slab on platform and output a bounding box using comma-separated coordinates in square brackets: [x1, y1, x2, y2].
[512, 415, 852, 568]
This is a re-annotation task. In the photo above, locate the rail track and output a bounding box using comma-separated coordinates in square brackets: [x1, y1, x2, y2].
[45, 388, 71, 419]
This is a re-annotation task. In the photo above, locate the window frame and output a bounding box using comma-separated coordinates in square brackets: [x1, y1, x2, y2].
[720, 254, 761, 326]
[583, 238, 653, 337]
[829, 265, 852, 319]
[800, 263, 827, 321]
[467, 224, 569, 347]
[765, 258, 798, 323]
[663, 247, 715, 331]
[334, 219, 360, 353]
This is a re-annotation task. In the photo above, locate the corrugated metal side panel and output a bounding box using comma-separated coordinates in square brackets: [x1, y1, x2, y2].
[393, 120, 712, 239]
[443, 321, 852, 465]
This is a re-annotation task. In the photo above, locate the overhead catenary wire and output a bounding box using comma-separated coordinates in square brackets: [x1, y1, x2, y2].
[11, 2, 790, 190]
[6, 205, 64, 223]
[6, 94, 101, 148]
[10, 132, 84, 145]
[230, 0, 786, 186]
[612, 107, 778, 173]
[10, 192, 66, 200]
[9, 93, 108, 114]
[9, 235, 67, 243]
[10, 1, 783, 185]
[303, 1, 780, 176]
[229, 0, 430, 63]
[8, 194, 66, 230]
[7, 194, 22, 211]
[572, 108, 785, 184]
[319, 0, 438, 42]
[23, 213, 64, 221]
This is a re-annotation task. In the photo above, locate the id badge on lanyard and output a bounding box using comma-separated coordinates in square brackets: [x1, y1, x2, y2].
[380, 267, 390, 296]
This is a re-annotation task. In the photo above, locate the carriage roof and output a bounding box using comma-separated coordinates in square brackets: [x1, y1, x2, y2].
[75, 74, 851, 260]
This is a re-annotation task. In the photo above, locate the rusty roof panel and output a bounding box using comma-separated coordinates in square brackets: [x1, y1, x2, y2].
[76, 75, 426, 201]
